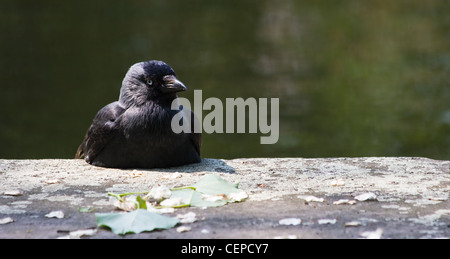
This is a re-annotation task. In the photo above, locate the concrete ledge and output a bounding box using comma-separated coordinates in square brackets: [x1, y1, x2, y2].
[0, 157, 449, 238]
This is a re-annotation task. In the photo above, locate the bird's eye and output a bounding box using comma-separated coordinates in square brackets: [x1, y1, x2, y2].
[146, 79, 153, 86]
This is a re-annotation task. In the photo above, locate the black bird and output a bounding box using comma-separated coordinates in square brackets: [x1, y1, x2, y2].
[75, 60, 201, 168]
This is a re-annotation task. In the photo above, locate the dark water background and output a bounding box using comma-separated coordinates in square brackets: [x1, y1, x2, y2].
[1, 0, 449, 160]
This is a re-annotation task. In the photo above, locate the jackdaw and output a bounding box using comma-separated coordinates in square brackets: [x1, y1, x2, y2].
[75, 60, 201, 168]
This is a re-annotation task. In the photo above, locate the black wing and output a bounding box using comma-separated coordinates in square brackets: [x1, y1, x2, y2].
[75, 102, 125, 163]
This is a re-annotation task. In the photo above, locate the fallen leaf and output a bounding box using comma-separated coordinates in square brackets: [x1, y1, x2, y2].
[192, 174, 240, 195]
[170, 188, 226, 208]
[344, 221, 362, 227]
[160, 197, 185, 207]
[95, 209, 179, 235]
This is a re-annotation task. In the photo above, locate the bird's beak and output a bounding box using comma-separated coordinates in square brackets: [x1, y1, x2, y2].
[162, 75, 187, 93]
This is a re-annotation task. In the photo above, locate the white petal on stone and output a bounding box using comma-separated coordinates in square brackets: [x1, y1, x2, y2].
[318, 219, 337, 225]
[45, 210, 65, 219]
[274, 235, 298, 239]
[3, 190, 23, 196]
[44, 179, 62, 184]
[330, 179, 345, 186]
[160, 197, 183, 207]
[279, 218, 302, 226]
[176, 226, 191, 233]
[333, 199, 357, 205]
[355, 192, 377, 201]
[69, 229, 97, 238]
[299, 195, 325, 203]
[0, 217, 14, 225]
[177, 212, 197, 224]
[228, 191, 249, 202]
[360, 228, 383, 239]
[147, 186, 172, 201]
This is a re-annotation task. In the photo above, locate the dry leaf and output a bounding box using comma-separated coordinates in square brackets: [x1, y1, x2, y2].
[344, 221, 362, 227]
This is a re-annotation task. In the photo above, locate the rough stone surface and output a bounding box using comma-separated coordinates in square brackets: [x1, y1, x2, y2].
[0, 157, 449, 239]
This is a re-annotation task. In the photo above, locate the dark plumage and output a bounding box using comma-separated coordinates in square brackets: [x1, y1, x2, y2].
[75, 60, 201, 168]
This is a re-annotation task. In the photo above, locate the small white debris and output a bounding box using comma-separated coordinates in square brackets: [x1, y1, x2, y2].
[202, 194, 226, 202]
[112, 196, 137, 211]
[0, 217, 14, 225]
[318, 219, 337, 225]
[161, 172, 183, 180]
[360, 228, 383, 239]
[228, 191, 249, 202]
[128, 170, 143, 178]
[177, 212, 197, 224]
[355, 192, 377, 201]
[299, 195, 325, 203]
[274, 235, 298, 239]
[344, 221, 362, 227]
[45, 210, 65, 219]
[170, 172, 183, 179]
[58, 229, 98, 239]
[160, 197, 184, 207]
[201, 229, 210, 234]
[176, 226, 191, 233]
[428, 196, 448, 201]
[147, 186, 172, 201]
[44, 179, 62, 184]
[3, 190, 23, 196]
[330, 179, 345, 186]
[147, 206, 175, 214]
[279, 218, 302, 226]
[333, 199, 357, 205]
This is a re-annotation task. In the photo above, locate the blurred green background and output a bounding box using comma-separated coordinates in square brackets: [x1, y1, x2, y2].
[1, 0, 449, 160]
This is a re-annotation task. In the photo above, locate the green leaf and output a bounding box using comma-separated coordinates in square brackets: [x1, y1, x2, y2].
[170, 188, 227, 208]
[192, 174, 241, 195]
[136, 196, 147, 209]
[95, 209, 179, 235]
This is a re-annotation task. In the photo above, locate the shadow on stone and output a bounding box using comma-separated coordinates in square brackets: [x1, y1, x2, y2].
[141, 158, 236, 174]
